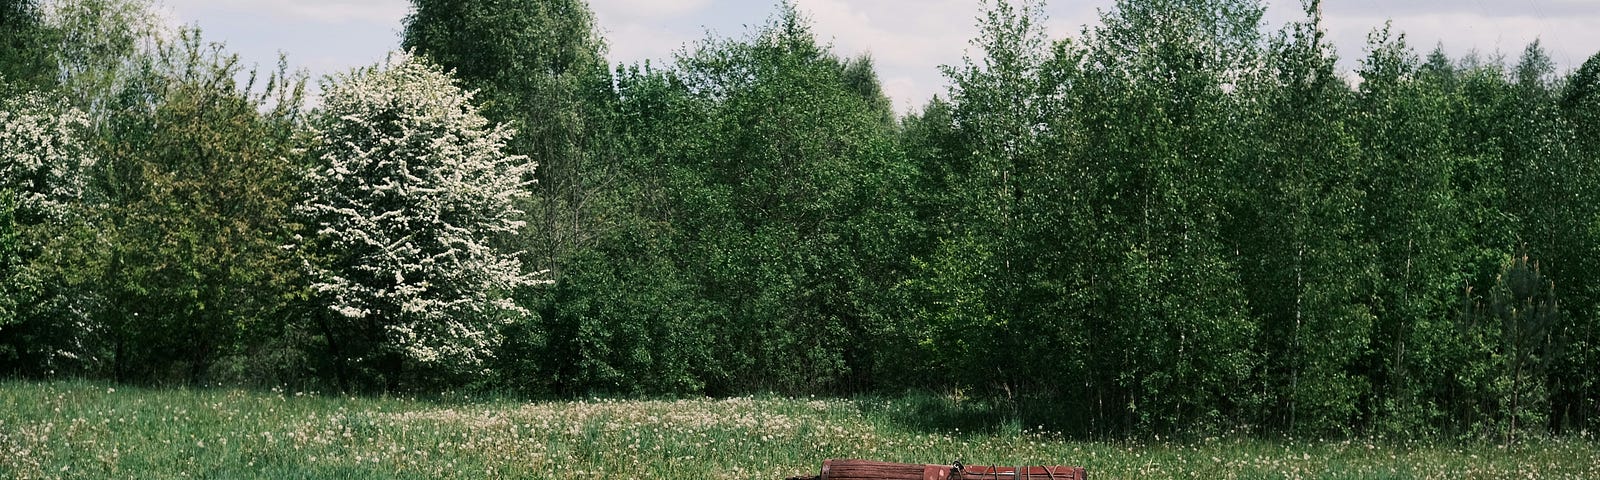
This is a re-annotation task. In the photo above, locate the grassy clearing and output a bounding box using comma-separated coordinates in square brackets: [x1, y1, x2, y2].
[1, 381, 1597, 479]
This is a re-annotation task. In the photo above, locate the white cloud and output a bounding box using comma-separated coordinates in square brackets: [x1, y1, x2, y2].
[1349, 13, 1597, 69]
[791, 0, 1110, 113]
[790, 0, 976, 112]
[595, 20, 699, 67]
[589, 0, 713, 20]
[880, 75, 923, 114]
[797, 0, 974, 66]
[161, 0, 409, 25]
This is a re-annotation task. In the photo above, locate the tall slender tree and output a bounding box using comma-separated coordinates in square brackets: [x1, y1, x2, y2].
[1075, 0, 1265, 435]
[1555, 51, 1600, 432]
[1234, 0, 1375, 435]
[1351, 26, 1471, 436]
[904, 0, 1054, 401]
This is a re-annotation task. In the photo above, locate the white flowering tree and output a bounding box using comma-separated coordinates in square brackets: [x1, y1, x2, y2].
[0, 89, 95, 225]
[1, 87, 95, 323]
[0, 84, 96, 371]
[298, 53, 541, 384]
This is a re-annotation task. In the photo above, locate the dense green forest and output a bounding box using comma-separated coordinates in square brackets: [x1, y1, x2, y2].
[3, 0, 1599, 440]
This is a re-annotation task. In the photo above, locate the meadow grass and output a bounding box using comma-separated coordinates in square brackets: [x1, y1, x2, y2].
[2, 380, 1597, 479]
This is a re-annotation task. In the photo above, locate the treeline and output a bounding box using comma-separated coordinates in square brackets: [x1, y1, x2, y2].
[3, 0, 1600, 440]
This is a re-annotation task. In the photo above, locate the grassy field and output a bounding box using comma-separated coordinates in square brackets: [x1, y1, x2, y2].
[2, 381, 1597, 479]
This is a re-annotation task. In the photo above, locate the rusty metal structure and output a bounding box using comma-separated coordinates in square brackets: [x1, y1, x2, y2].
[786, 459, 1087, 480]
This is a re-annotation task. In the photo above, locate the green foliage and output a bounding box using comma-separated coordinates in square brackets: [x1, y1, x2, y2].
[1564, 53, 1600, 141]
[1552, 51, 1600, 433]
[921, 0, 1053, 396]
[5, 0, 1600, 444]
[0, 0, 177, 381]
[1065, 0, 1267, 436]
[1345, 27, 1469, 437]
[403, 0, 614, 275]
[650, 4, 911, 394]
[498, 62, 719, 397]
[1463, 253, 1565, 441]
[0, 0, 172, 381]
[44, 0, 166, 123]
[1231, 0, 1375, 436]
[93, 28, 307, 385]
[0, 189, 18, 330]
[516, 2, 920, 397]
[0, 0, 55, 87]
[899, 233, 1001, 385]
[533, 223, 712, 396]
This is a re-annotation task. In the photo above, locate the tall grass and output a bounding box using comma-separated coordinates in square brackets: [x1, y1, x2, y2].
[2, 381, 1596, 479]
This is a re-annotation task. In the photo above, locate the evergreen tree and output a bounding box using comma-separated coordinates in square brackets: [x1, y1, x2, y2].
[1464, 253, 1564, 441]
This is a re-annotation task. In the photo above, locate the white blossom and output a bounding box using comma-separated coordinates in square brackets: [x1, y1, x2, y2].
[0, 90, 95, 222]
[297, 52, 545, 370]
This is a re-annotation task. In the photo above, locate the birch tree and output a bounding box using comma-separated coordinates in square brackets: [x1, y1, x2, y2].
[1557, 51, 1600, 433]
[1074, 0, 1264, 435]
[299, 53, 539, 389]
[1223, 0, 1376, 435]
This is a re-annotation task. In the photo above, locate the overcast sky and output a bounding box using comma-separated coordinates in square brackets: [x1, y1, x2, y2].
[157, 0, 1600, 113]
